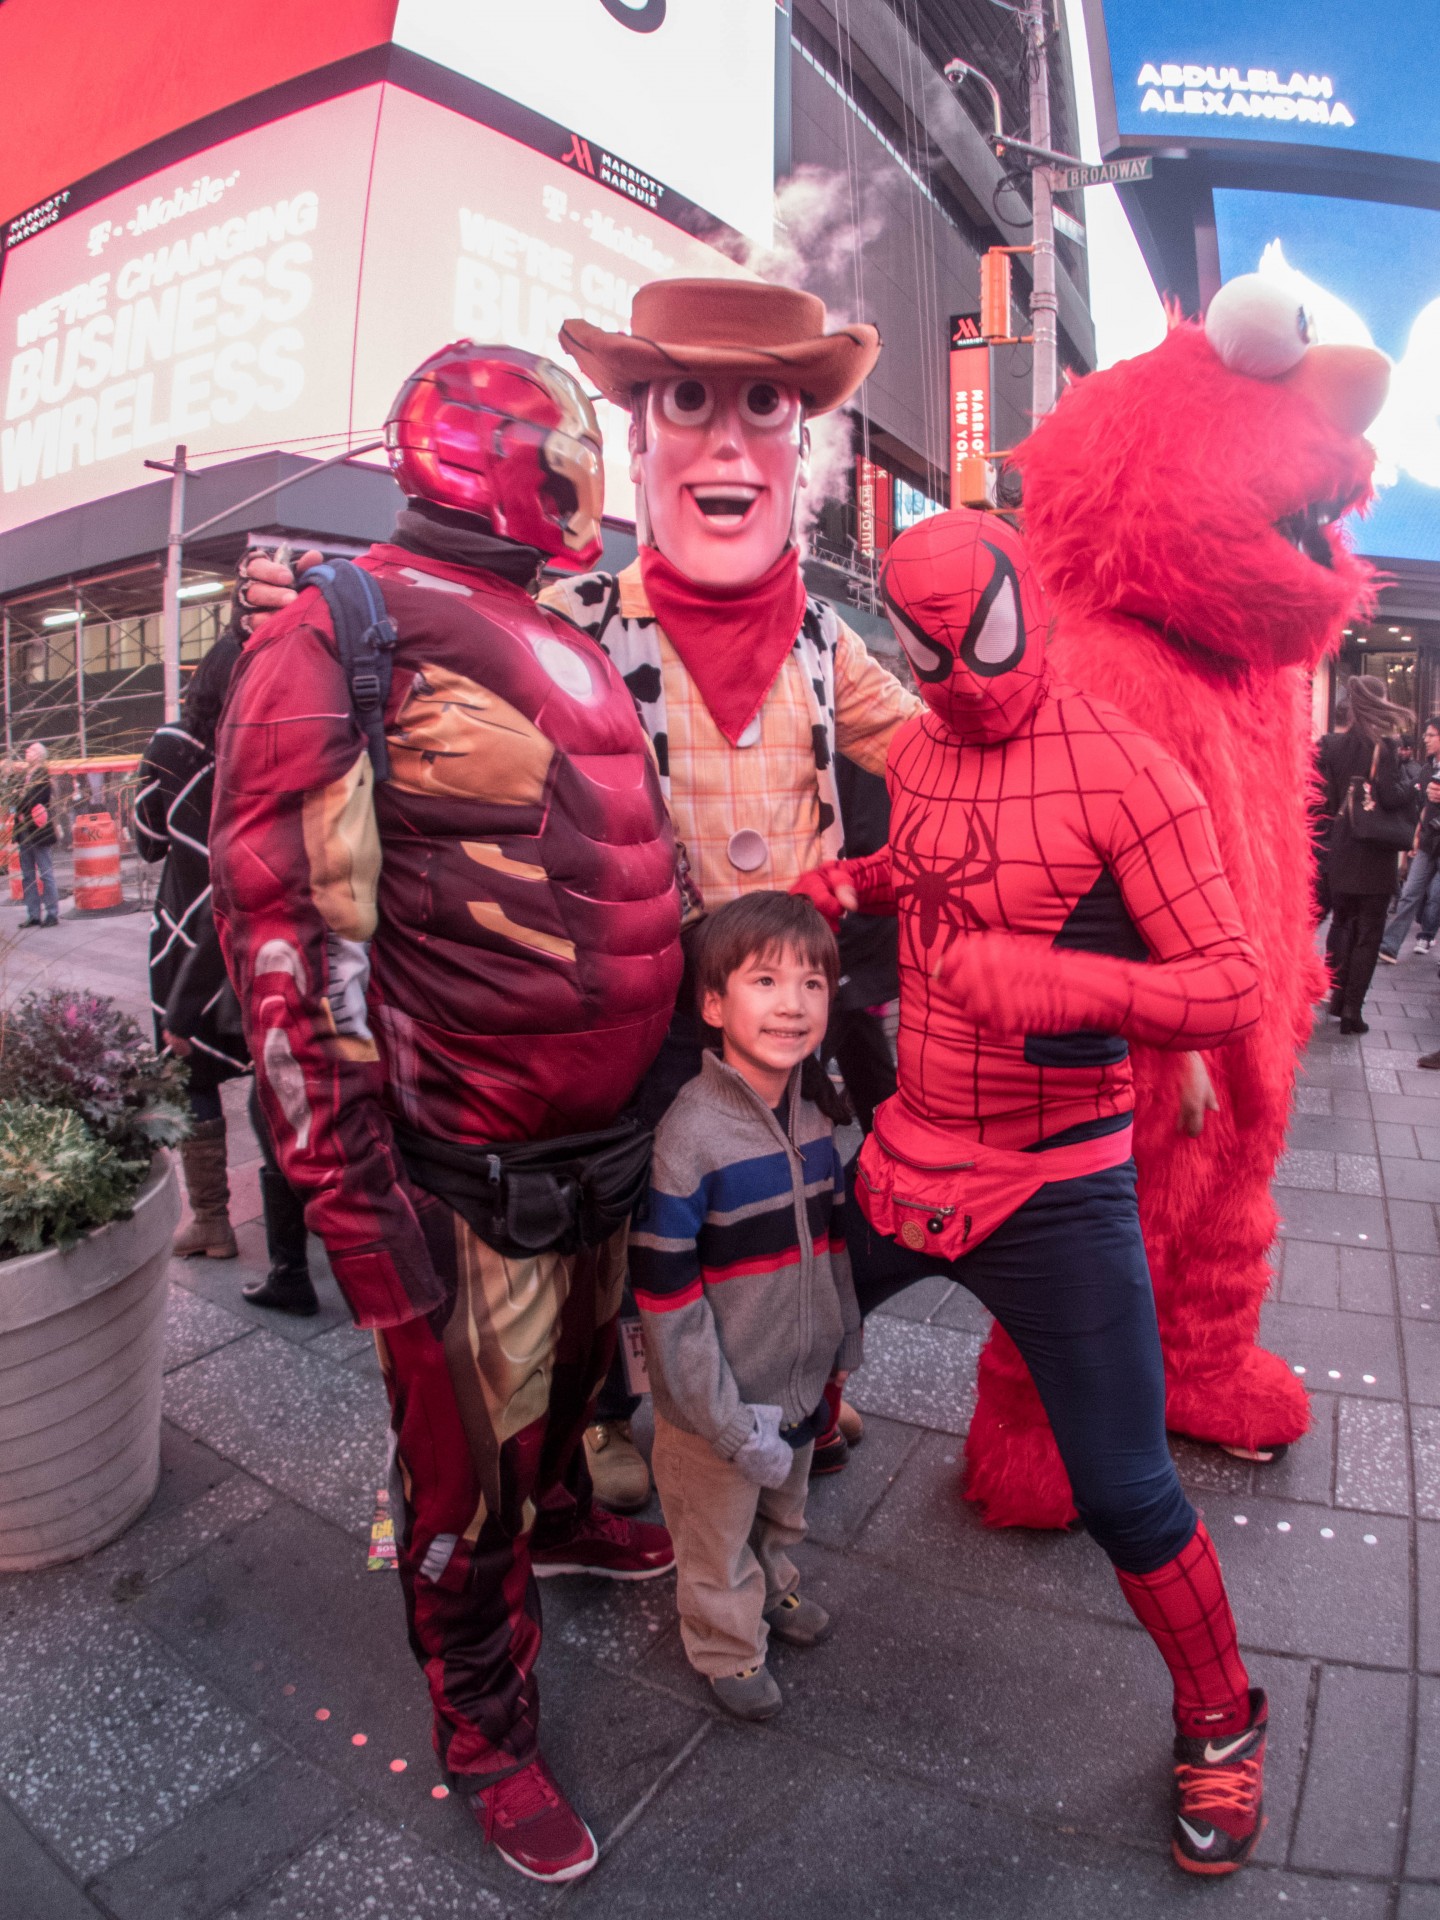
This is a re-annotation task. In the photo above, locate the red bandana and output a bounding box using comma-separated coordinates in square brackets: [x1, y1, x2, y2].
[638, 543, 808, 747]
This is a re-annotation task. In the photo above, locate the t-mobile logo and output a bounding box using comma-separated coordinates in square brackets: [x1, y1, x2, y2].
[600, 0, 666, 30]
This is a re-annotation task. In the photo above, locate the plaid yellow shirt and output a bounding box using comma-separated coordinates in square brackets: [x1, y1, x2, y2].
[586, 563, 919, 910]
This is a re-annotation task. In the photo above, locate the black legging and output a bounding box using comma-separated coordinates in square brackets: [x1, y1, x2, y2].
[1329, 890, 1391, 1021]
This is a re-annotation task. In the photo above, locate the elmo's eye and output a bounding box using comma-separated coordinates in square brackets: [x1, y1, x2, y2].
[1205, 274, 1313, 378]
[739, 381, 789, 426]
[660, 378, 714, 425]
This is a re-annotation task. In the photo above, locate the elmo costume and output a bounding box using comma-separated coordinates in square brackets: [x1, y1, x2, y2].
[963, 277, 1392, 1526]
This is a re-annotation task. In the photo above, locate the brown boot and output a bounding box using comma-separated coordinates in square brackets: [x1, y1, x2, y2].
[173, 1117, 238, 1258]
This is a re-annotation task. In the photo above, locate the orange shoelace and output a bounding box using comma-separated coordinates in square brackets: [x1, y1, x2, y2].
[1175, 1756, 1262, 1823]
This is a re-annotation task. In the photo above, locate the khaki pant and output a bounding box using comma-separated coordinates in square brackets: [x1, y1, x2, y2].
[651, 1412, 813, 1678]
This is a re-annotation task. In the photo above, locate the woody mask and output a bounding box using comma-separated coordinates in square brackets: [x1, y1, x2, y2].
[631, 373, 811, 588]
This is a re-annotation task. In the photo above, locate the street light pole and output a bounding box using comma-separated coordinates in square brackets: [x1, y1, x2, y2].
[143, 445, 187, 724]
[1024, 0, 1058, 417]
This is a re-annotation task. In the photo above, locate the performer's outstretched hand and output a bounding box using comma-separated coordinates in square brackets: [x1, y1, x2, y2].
[791, 861, 859, 932]
[233, 544, 323, 632]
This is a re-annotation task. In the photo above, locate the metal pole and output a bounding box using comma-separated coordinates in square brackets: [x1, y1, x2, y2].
[2, 610, 10, 761]
[161, 444, 186, 723]
[1025, 0, 1058, 417]
[74, 582, 87, 758]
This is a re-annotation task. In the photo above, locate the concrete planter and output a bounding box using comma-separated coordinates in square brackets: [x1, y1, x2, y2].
[0, 1156, 180, 1571]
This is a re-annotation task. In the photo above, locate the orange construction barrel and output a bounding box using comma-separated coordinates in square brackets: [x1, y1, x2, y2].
[73, 813, 123, 912]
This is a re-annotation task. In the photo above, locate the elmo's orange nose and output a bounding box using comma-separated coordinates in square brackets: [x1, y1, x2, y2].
[1282, 344, 1390, 438]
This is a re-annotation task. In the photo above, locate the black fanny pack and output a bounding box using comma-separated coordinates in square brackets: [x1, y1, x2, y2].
[393, 1118, 653, 1259]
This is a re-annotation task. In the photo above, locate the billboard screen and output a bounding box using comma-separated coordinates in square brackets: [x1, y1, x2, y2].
[0, 82, 749, 535]
[391, 0, 777, 243]
[1214, 188, 1440, 565]
[1092, 0, 1440, 167]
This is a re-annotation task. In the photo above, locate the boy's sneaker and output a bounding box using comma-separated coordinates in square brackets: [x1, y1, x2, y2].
[1418, 938, 1434, 954]
[531, 1505, 674, 1581]
[710, 1664, 783, 1721]
[464, 1756, 598, 1882]
[764, 1590, 832, 1648]
[1379, 950, 1399, 964]
[809, 1426, 849, 1476]
[1171, 1687, 1268, 1876]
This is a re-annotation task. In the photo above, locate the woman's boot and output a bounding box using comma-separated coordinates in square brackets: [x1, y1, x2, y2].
[173, 1118, 238, 1258]
[243, 1167, 319, 1315]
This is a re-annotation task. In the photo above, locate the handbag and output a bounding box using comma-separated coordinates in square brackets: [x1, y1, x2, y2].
[1342, 742, 1414, 852]
[393, 1117, 653, 1258]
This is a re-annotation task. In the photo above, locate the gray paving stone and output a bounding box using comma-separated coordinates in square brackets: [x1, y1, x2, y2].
[1339, 1245, 1396, 1314]
[304, 1320, 377, 1365]
[0, 1800, 104, 1920]
[1243, 1395, 1338, 1509]
[215, 1811, 517, 1920]
[90, 1755, 353, 1920]
[1408, 1674, 1440, 1880]
[1293, 1083, 1333, 1115]
[1200, 1496, 1409, 1668]
[1332, 1089, 1376, 1119]
[170, 1224, 352, 1346]
[1417, 1407, 1440, 1521]
[567, 1717, 1380, 1920]
[1335, 1398, 1412, 1515]
[1290, 1664, 1409, 1876]
[1273, 1187, 1387, 1247]
[163, 1328, 389, 1535]
[803, 1411, 927, 1550]
[1376, 1120, 1419, 1157]
[868, 1272, 950, 1323]
[1282, 1238, 1341, 1309]
[1423, 1520, 1440, 1673]
[1417, 1125, 1440, 1160]
[1290, 1115, 1378, 1154]
[162, 1282, 255, 1372]
[90, 1473, 275, 1595]
[1279, 1148, 1339, 1191]
[846, 1315, 982, 1437]
[1399, 1887, 1440, 1920]
[1260, 1301, 1402, 1400]
[144, 1420, 242, 1523]
[1400, 1071, 1440, 1099]
[0, 1600, 270, 1878]
[1386, 1158, 1440, 1203]
[1338, 1155, 1384, 1196]
[1398, 1253, 1440, 1319]
[1406, 1318, 1440, 1407]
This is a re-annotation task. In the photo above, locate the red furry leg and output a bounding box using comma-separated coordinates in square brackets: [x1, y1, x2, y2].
[964, 1323, 1077, 1529]
[1151, 1244, 1310, 1451]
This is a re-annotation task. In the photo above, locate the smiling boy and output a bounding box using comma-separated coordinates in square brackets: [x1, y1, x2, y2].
[629, 891, 862, 1719]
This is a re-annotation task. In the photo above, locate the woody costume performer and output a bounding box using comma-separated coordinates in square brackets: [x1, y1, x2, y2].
[209, 345, 680, 1886]
[543, 279, 919, 1481]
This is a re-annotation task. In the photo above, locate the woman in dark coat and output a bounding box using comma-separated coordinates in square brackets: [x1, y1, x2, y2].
[136, 606, 317, 1312]
[1317, 674, 1420, 1034]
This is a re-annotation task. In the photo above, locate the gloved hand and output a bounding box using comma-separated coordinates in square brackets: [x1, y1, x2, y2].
[731, 1404, 795, 1489]
[791, 862, 859, 933]
[233, 544, 324, 633]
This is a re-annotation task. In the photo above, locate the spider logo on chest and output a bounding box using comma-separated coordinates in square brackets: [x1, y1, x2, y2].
[890, 807, 1000, 949]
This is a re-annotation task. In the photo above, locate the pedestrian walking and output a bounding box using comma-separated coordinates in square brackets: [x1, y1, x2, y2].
[1378, 715, 1440, 963]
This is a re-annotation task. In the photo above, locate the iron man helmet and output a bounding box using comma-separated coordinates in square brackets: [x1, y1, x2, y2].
[385, 343, 604, 571]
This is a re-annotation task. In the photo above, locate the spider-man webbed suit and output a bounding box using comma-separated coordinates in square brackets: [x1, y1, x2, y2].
[796, 511, 1273, 1872]
[210, 344, 681, 1876]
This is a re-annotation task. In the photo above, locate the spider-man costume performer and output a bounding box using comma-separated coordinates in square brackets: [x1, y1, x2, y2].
[210, 344, 681, 1883]
[797, 510, 1268, 1873]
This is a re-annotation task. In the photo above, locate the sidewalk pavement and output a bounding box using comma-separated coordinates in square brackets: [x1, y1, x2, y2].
[3, 897, 1440, 1918]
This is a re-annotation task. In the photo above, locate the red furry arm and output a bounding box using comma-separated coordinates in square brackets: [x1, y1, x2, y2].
[939, 757, 1260, 1050]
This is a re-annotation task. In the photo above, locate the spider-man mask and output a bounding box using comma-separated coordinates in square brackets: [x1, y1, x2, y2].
[881, 510, 1049, 744]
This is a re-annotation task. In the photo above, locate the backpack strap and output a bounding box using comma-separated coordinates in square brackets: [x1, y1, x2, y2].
[298, 560, 398, 782]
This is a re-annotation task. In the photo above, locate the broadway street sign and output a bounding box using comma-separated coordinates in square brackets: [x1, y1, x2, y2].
[1048, 156, 1154, 191]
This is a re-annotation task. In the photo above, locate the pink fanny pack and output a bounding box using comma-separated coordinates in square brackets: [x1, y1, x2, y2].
[854, 1096, 1134, 1261]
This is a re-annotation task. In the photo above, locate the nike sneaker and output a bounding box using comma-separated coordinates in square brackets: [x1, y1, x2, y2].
[1171, 1687, 1267, 1875]
[530, 1505, 674, 1580]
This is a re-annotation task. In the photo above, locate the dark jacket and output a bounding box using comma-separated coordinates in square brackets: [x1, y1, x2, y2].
[135, 626, 249, 1078]
[835, 752, 899, 1011]
[14, 769, 56, 850]
[1318, 729, 1418, 896]
[1413, 756, 1440, 859]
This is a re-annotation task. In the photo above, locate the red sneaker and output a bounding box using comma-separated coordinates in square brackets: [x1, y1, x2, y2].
[530, 1504, 675, 1581]
[465, 1756, 598, 1883]
[1171, 1688, 1268, 1875]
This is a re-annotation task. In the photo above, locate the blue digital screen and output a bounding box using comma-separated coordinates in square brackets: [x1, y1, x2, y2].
[1214, 189, 1440, 565]
[1100, 2, 1440, 166]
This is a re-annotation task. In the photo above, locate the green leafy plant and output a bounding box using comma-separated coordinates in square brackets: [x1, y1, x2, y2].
[0, 1104, 148, 1256]
[0, 989, 187, 1160]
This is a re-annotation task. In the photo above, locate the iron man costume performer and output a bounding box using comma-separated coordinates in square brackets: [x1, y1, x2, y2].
[210, 345, 680, 1879]
[798, 510, 1270, 1875]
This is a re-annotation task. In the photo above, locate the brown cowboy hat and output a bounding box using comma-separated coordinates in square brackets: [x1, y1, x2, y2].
[559, 278, 881, 415]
